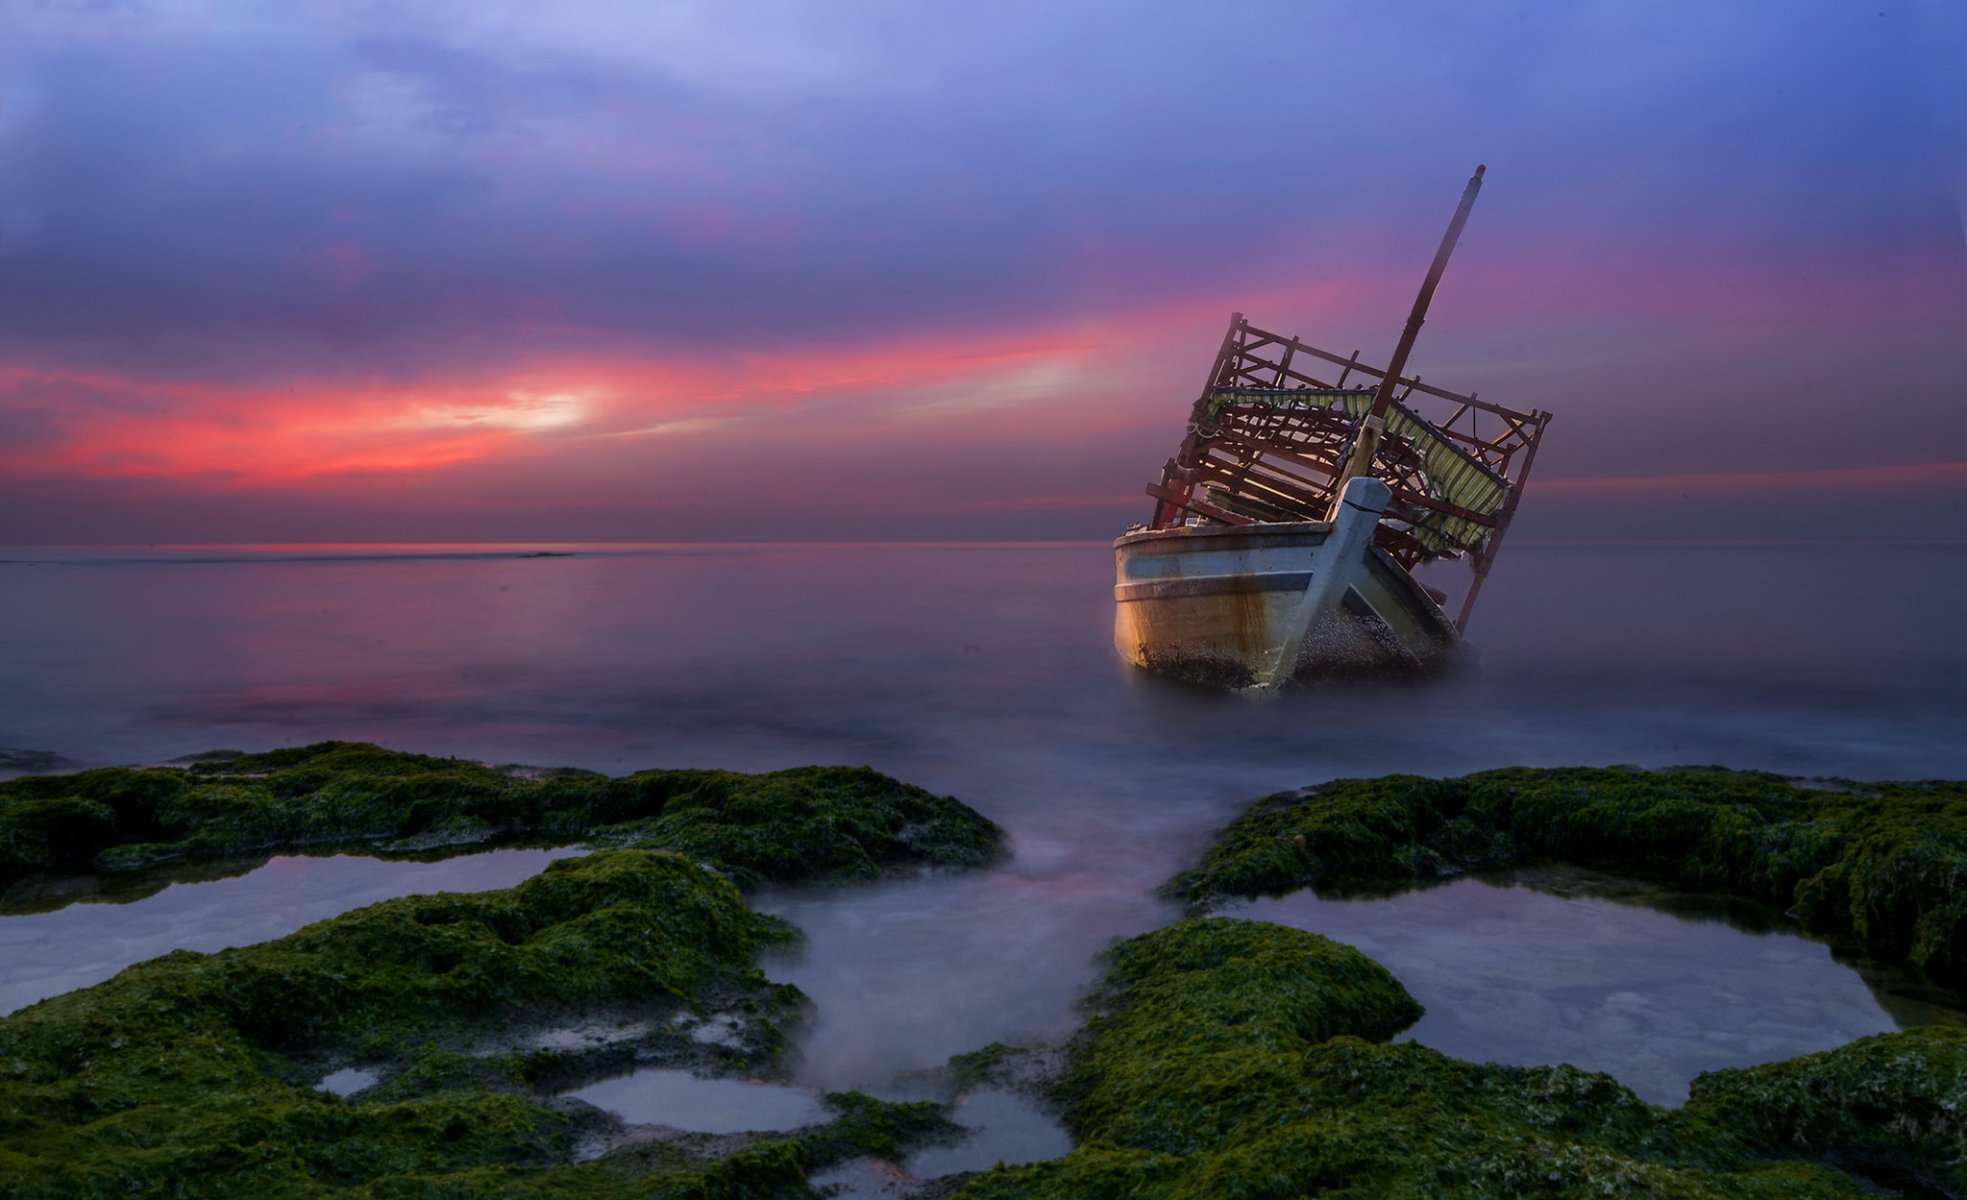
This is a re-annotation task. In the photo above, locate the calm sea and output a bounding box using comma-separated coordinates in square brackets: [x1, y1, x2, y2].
[2, 540, 1964, 1101]
[5, 541, 1962, 783]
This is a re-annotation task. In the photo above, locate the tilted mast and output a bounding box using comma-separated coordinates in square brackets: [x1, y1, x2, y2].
[1331, 164, 1486, 500]
[1138, 165, 1551, 633]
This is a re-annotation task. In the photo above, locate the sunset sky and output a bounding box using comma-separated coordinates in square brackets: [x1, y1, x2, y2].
[3, 1, 1963, 543]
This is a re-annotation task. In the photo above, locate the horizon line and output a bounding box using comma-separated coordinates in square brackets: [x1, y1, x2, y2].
[5, 537, 1967, 553]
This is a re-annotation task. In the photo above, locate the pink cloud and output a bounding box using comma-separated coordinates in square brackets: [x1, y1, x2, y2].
[0, 322, 1104, 488]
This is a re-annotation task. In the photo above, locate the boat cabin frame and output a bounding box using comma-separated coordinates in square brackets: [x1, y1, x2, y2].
[1145, 313, 1552, 630]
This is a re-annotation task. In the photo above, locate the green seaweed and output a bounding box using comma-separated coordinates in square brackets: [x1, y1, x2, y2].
[0, 741, 1003, 890]
[947, 1042, 1018, 1092]
[0, 849, 957, 1197]
[1684, 1027, 1967, 1197]
[1167, 767, 1967, 985]
[953, 918, 1967, 1199]
[806, 1089, 955, 1164]
[12, 755, 1966, 1197]
[608, 762, 1004, 888]
[1055, 918, 1423, 1157]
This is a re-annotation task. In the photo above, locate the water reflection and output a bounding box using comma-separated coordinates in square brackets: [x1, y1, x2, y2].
[566, 1069, 829, 1132]
[9, 837, 1956, 1112]
[1238, 867, 1952, 1106]
[1, 543, 1964, 1115]
[904, 1088, 1073, 1178]
[0, 848, 581, 1015]
[0, 840, 585, 918]
[316, 1068, 378, 1097]
[1500, 863, 1967, 1031]
[4, 543, 1964, 785]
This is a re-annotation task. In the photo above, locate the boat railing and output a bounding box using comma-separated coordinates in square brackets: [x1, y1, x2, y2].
[1146, 316, 1552, 630]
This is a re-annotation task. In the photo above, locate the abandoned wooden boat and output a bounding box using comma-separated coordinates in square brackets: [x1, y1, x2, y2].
[1114, 166, 1553, 690]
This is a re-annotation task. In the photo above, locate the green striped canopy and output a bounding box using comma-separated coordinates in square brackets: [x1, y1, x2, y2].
[1205, 388, 1508, 553]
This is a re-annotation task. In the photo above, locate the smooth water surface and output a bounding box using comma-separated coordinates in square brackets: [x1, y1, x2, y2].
[316, 1068, 379, 1097]
[3, 542, 1965, 1101]
[0, 847, 582, 1015]
[566, 1068, 830, 1132]
[1242, 870, 1946, 1106]
[904, 1088, 1074, 1178]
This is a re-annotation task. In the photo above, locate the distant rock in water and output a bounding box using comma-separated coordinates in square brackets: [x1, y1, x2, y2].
[0, 748, 70, 774]
[163, 749, 248, 765]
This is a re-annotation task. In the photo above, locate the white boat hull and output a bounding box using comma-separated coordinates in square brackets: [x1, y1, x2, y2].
[1113, 478, 1461, 689]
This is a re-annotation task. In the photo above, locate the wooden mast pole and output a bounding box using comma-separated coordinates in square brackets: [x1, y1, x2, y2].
[1330, 165, 1486, 502]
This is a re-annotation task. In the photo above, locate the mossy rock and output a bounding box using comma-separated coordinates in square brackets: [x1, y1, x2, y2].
[0, 848, 956, 1197]
[1055, 918, 1423, 1156]
[0, 741, 1003, 891]
[953, 919, 1967, 1199]
[1168, 767, 1967, 985]
[1684, 1025, 1967, 1197]
[604, 762, 1004, 887]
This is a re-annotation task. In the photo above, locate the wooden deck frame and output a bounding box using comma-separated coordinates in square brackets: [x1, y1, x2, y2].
[1147, 313, 1552, 631]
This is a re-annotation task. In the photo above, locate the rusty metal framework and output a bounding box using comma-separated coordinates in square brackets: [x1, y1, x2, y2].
[1145, 313, 1552, 629]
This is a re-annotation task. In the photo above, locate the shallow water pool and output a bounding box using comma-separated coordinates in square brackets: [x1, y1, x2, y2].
[1240, 865, 1964, 1105]
[4, 836, 1959, 1115]
[0, 846, 582, 1015]
[565, 1068, 830, 1132]
[904, 1087, 1074, 1178]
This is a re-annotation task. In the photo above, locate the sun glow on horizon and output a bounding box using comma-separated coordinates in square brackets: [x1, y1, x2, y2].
[415, 391, 591, 434]
[0, 323, 1124, 488]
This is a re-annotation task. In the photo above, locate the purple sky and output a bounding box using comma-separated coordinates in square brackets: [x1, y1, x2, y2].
[2, 1, 1964, 542]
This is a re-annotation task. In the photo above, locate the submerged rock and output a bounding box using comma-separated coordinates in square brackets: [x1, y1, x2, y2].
[0, 748, 70, 776]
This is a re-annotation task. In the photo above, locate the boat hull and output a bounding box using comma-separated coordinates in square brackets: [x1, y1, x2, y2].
[1113, 478, 1461, 689]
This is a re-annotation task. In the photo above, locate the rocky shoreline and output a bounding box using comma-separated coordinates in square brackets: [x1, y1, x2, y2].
[1, 752, 1961, 1197]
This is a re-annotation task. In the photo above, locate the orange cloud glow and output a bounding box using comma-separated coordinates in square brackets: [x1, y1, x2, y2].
[0, 325, 1107, 488]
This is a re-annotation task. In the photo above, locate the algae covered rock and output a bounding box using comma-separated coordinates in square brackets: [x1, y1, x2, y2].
[1684, 1025, 1967, 1197]
[1056, 918, 1422, 1156]
[0, 741, 1003, 890]
[0, 848, 946, 1197]
[954, 918, 1966, 1200]
[609, 763, 1004, 887]
[0, 845, 767, 1188]
[0, 744, 1006, 1194]
[1168, 766, 1967, 985]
